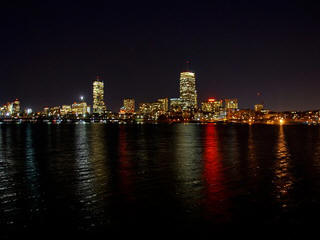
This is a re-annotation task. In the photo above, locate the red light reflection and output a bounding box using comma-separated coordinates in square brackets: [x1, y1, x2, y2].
[203, 124, 230, 221]
[118, 126, 133, 199]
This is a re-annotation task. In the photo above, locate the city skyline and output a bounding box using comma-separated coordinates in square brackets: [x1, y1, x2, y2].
[3, 64, 320, 113]
[1, 1, 320, 111]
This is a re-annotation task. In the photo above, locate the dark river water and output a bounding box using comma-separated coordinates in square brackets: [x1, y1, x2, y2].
[1, 123, 320, 233]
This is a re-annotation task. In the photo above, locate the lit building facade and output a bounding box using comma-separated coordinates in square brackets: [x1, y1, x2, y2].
[123, 98, 135, 113]
[72, 102, 90, 116]
[200, 98, 226, 121]
[93, 75, 106, 114]
[43, 107, 49, 116]
[0, 103, 12, 117]
[48, 106, 61, 117]
[0, 99, 20, 117]
[12, 99, 20, 116]
[254, 104, 264, 112]
[170, 98, 184, 112]
[139, 103, 152, 114]
[139, 102, 159, 114]
[201, 98, 223, 113]
[138, 98, 168, 117]
[157, 98, 168, 112]
[180, 71, 197, 109]
[225, 99, 238, 110]
[139, 101, 162, 116]
[60, 105, 72, 116]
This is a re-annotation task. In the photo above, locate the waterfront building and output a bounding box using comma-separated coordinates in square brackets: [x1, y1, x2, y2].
[93, 75, 106, 114]
[72, 102, 90, 116]
[138, 102, 160, 114]
[170, 98, 184, 112]
[12, 99, 20, 116]
[179, 71, 197, 109]
[60, 105, 72, 116]
[157, 98, 168, 112]
[43, 107, 49, 116]
[138, 101, 163, 119]
[138, 98, 168, 118]
[123, 98, 135, 113]
[0, 103, 9, 116]
[201, 98, 223, 113]
[232, 109, 255, 121]
[0, 99, 20, 117]
[200, 98, 226, 121]
[254, 104, 264, 112]
[225, 99, 238, 110]
[138, 103, 152, 115]
[1, 103, 13, 116]
[48, 106, 61, 117]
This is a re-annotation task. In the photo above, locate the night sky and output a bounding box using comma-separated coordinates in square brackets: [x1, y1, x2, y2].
[1, 1, 320, 112]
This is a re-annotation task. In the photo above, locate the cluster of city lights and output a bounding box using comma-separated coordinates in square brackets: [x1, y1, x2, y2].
[1, 69, 320, 125]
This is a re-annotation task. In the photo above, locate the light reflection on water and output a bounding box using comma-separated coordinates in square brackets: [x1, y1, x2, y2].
[118, 126, 134, 201]
[247, 125, 258, 175]
[24, 125, 42, 223]
[202, 124, 230, 222]
[174, 124, 203, 215]
[75, 125, 110, 229]
[0, 127, 18, 227]
[274, 126, 294, 209]
[74, 125, 95, 227]
[1, 124, 320, 231]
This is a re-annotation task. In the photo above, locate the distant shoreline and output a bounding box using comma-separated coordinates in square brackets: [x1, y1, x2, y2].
[0, 119, 317, 126]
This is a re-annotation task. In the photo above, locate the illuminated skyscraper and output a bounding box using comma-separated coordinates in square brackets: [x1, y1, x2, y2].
[179, 69, 197, 109]
[93, 75, 106, 114]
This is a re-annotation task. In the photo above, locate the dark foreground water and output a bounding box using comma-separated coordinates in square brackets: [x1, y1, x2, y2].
[1, 123, 320, 233]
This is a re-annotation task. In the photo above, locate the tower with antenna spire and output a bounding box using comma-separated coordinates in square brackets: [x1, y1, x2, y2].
[92, 73, 106, 114]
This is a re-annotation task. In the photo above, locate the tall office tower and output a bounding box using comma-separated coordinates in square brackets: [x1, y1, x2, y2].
[179, 70, 197, 109]
[93, 75, 106, 114]
[157, 98, 168, 112]
[123, 98, 135, 113]
[225, 99, 238, 110]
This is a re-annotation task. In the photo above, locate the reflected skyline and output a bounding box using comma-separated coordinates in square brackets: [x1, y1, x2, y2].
[1, 123, 320, 232]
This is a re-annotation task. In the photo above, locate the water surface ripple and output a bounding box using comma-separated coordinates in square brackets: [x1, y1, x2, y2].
[1, 123, 320, 231]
